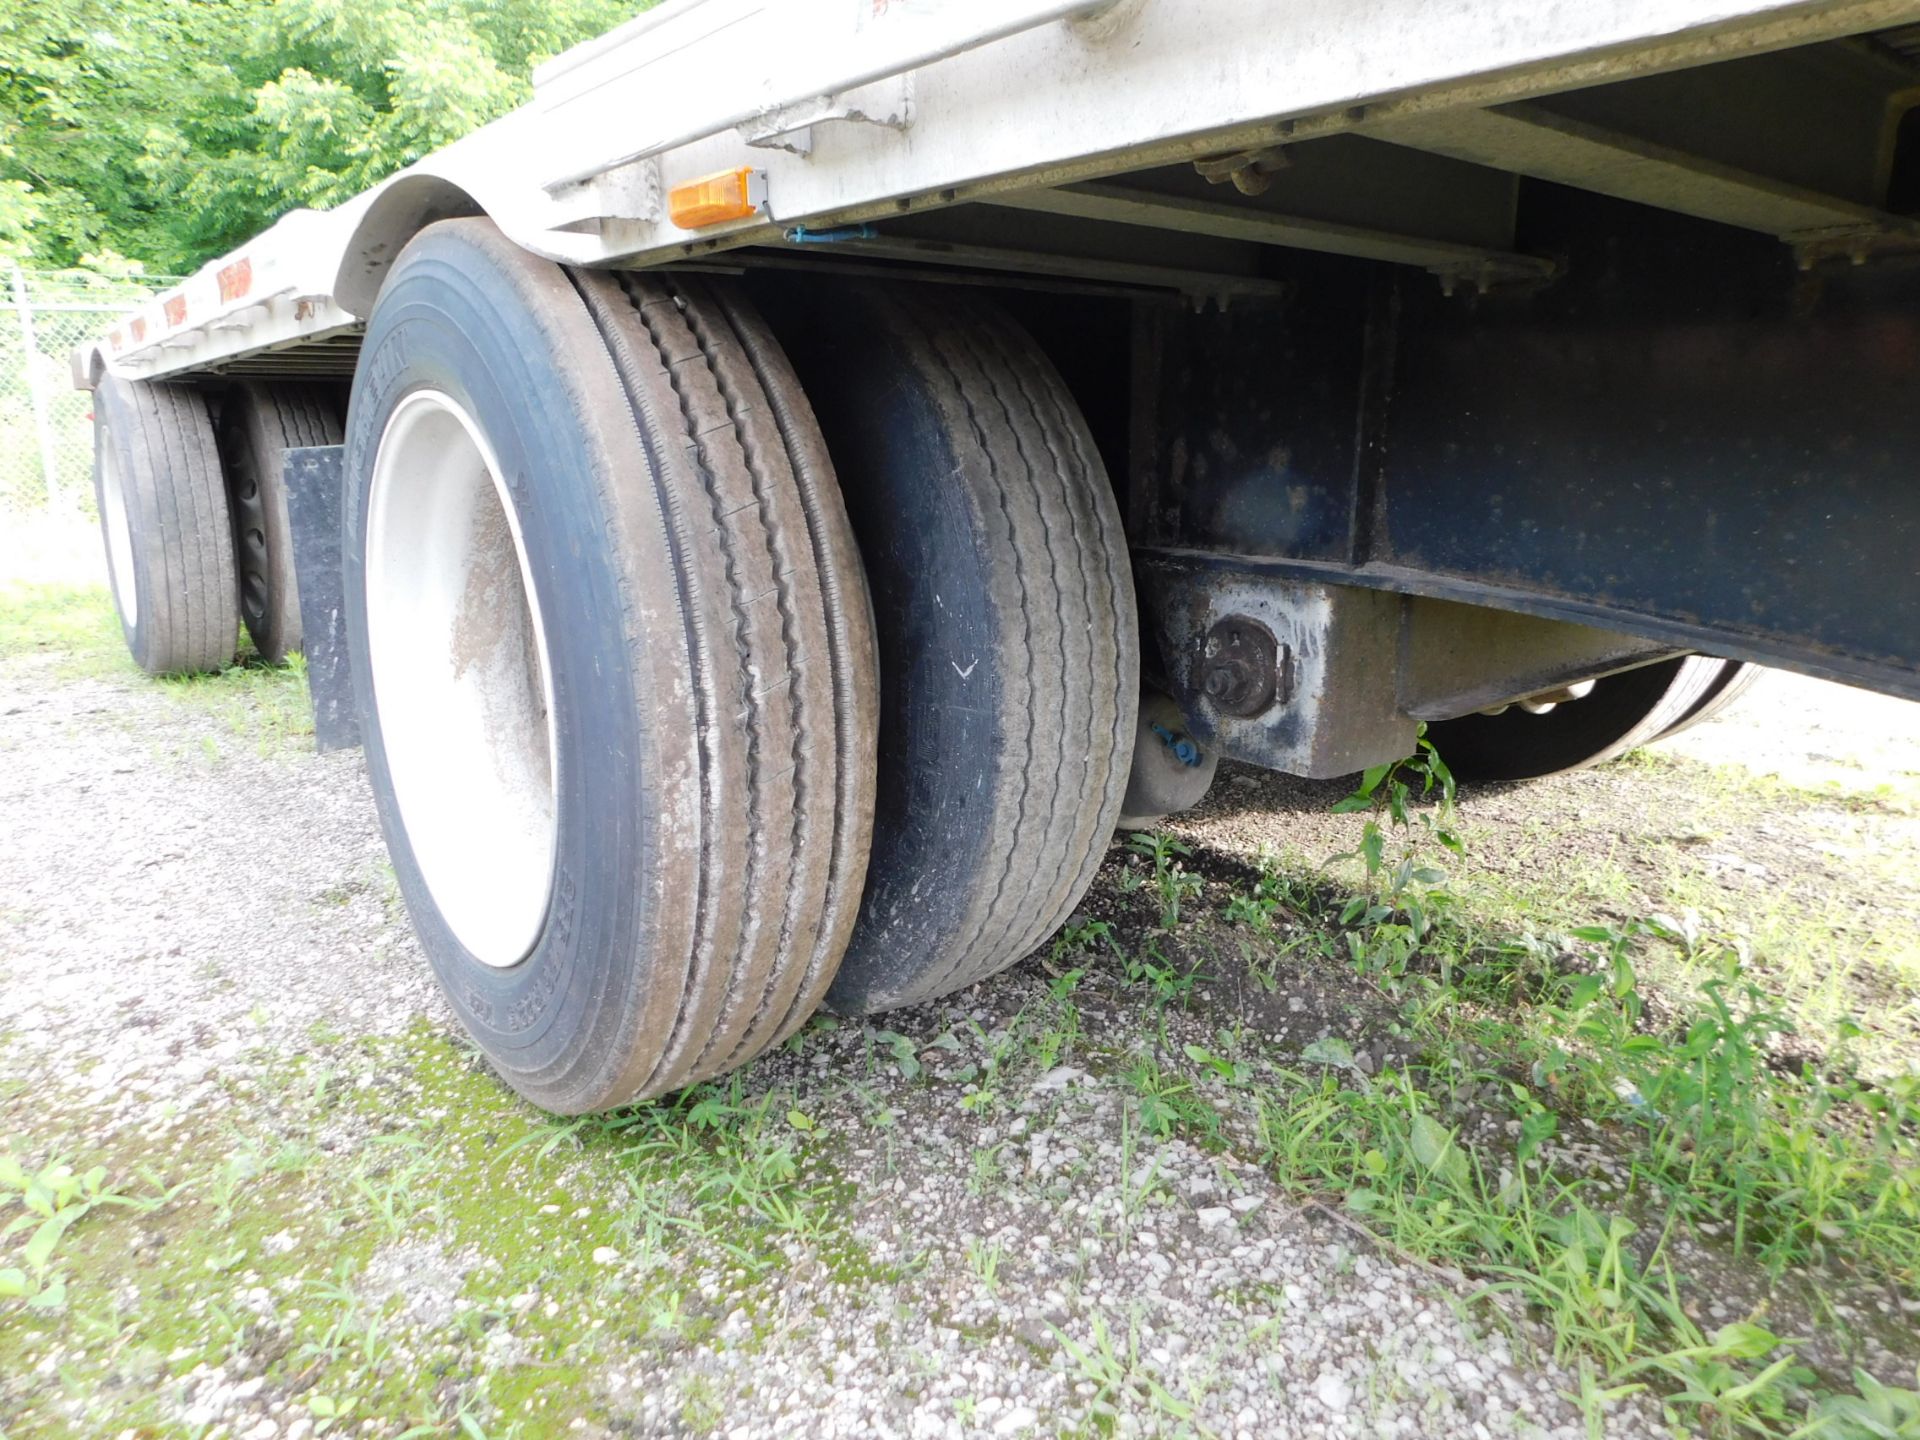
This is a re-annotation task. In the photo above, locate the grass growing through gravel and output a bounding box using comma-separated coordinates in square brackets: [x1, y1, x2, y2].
[7, 577, 1918, 1435]
[161, 653, 316, 755]
[1437, 744, 1920, 1074]
[1082, 737, 1920, 1438]
[0, 1027, 880, 1438]
[0, 580, 314, 752]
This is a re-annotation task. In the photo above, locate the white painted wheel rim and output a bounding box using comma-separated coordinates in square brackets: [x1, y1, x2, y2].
[99, 430, 137, 628]
[364, 390, 558, 968]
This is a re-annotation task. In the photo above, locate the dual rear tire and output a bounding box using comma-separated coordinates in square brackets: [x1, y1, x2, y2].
[91, 375, 341, 673]
[761, 282, 1138, 1014]
[217, 382, 343, 664]
[344, 224, 878, 1110]
[344, 221, 1136, 1110]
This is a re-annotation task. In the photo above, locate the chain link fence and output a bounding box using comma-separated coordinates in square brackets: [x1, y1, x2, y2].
[1, 268, 181, 581]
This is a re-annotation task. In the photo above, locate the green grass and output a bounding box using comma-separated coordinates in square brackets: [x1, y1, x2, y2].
[1620, 743, 1920, 814]
[6, 574, 1916, 1435]
[1450, 807, 1920, 1074]
[1084, 741, 1920, 1438]
[0, 579, 315, 751]
[0, 580, 129, 674]
[5, 787, 1913, 1436]
[0, 1027, 884, 1439]
[160, 653, 315, 754]
[941, 808, 1920, 1434]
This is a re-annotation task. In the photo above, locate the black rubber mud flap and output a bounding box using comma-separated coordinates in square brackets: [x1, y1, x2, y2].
[282, 444, 358, 752]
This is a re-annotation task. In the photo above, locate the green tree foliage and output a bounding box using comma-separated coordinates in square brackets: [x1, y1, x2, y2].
[0, 0, 648, 272]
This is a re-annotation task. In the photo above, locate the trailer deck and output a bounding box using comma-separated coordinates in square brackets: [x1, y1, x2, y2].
[75, 0, 1920, 385]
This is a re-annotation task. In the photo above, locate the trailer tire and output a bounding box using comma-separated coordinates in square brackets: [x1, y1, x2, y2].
[760, 282, 1138, 1014]
[1425, 656, 1728, 784]
[1652, 659, 1760, 743]
[217, 381, 343, 663]
[344, 220, 875, 1112]
[91, 375, 238, 675]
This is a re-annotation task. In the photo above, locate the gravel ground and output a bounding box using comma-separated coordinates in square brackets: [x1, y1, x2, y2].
[2, 597, 1917, 1439]
[0, 665, 441, 1115]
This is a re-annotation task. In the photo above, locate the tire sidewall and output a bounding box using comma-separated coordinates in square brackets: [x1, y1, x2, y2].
[221, 382, 335, 663]
[1427, 657, 1689, 782]
[342, 236, 661, 1100]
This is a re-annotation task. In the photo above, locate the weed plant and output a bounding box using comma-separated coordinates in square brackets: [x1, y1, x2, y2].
[1099, 728, 1920, 1438]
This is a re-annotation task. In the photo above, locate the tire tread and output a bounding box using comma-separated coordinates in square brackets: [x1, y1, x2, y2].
[220, 380, 343, 660]
[812, 286, 1137, 1010]
[95, 377, 237, 674]
[574, 271, 874, 1096]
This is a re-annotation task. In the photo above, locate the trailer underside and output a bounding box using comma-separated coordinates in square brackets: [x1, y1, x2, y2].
[76, 0, 1920, 709]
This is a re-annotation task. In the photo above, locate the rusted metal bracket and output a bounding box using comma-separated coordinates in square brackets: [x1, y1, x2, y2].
[1142, 556, 1675, 777]
[738, 77, 915, 158]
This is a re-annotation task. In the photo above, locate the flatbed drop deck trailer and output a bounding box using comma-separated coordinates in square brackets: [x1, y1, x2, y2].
[72, 0, 1920, 1111]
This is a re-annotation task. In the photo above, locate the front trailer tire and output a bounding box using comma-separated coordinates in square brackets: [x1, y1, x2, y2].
[1652, 659, 1760, 743]
[1424, 655, 1741, 784]
[344, 221, 876, 1113]
[91, 374, 239, 676]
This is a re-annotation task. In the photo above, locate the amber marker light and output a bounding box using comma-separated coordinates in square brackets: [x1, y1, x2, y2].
[668, 167, 768, 229]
